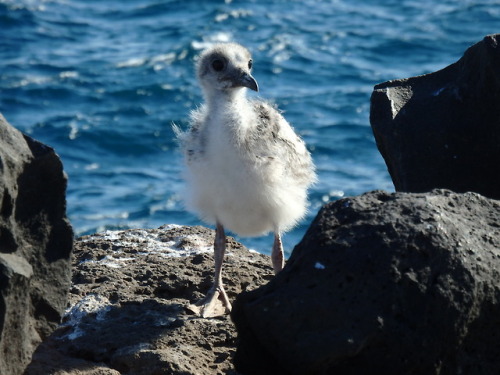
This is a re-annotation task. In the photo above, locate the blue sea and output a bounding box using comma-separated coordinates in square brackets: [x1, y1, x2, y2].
[1, 0, 499, 255]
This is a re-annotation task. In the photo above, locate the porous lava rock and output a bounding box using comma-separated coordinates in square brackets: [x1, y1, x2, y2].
[232, 189, 500, 375]
[370, 34, 500, 199]
[0, 114, 73, 375]
[26, 225, 274, 375]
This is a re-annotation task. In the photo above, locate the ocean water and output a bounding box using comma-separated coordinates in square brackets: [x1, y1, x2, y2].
[1, 0, 499, 255]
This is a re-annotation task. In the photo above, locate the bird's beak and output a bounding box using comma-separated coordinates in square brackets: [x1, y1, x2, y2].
[238, 72, 259, 92]
[229, 71, 259, 92]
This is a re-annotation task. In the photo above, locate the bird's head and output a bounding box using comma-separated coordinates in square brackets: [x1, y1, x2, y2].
[196, 43, 259, 96]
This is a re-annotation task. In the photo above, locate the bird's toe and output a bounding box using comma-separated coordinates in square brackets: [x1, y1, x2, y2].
[187, 286, 232, 318]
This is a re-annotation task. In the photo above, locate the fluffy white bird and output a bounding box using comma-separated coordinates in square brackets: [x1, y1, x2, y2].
[176, 43, 316, 317]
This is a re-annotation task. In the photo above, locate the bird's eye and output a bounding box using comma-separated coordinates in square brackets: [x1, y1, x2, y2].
[212, 59, 225, 71]
[248, 59, 253, 70]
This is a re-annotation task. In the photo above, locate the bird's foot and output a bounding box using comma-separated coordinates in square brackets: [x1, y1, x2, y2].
[187, 285, 232, 318]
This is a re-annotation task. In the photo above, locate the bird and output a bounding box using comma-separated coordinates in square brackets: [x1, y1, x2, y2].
[175, 42, 316, 318]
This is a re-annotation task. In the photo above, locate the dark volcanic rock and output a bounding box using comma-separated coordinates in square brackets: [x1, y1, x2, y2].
[26, 225, 274, 375]
[232, 190, 500, 375]
[0, 114, 73, 375]
[370, 34, 500, 199]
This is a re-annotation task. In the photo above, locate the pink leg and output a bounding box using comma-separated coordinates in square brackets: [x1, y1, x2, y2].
[188, 222, 231, 317]
[272, 232, 284, 274]
[212, 222, 231, 308]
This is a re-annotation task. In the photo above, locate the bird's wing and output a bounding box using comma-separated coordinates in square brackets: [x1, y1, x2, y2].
[181, 106, 207, 163]
[249, 100, 316, 186]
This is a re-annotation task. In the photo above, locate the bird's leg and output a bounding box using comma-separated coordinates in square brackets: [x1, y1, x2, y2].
[188, 222, 232, 318]
[272, 232, 285, 274]
[212, 222, 231, 309]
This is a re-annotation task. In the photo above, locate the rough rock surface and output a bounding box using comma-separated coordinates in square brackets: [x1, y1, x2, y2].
[370, 34, 500, 199]
[26, 225, 274, 375]
[232, 189, 500, 375]
[0, 114, 73, 375]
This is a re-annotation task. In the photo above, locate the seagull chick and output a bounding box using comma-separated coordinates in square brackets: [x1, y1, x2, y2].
[176, 43, 316, 318]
